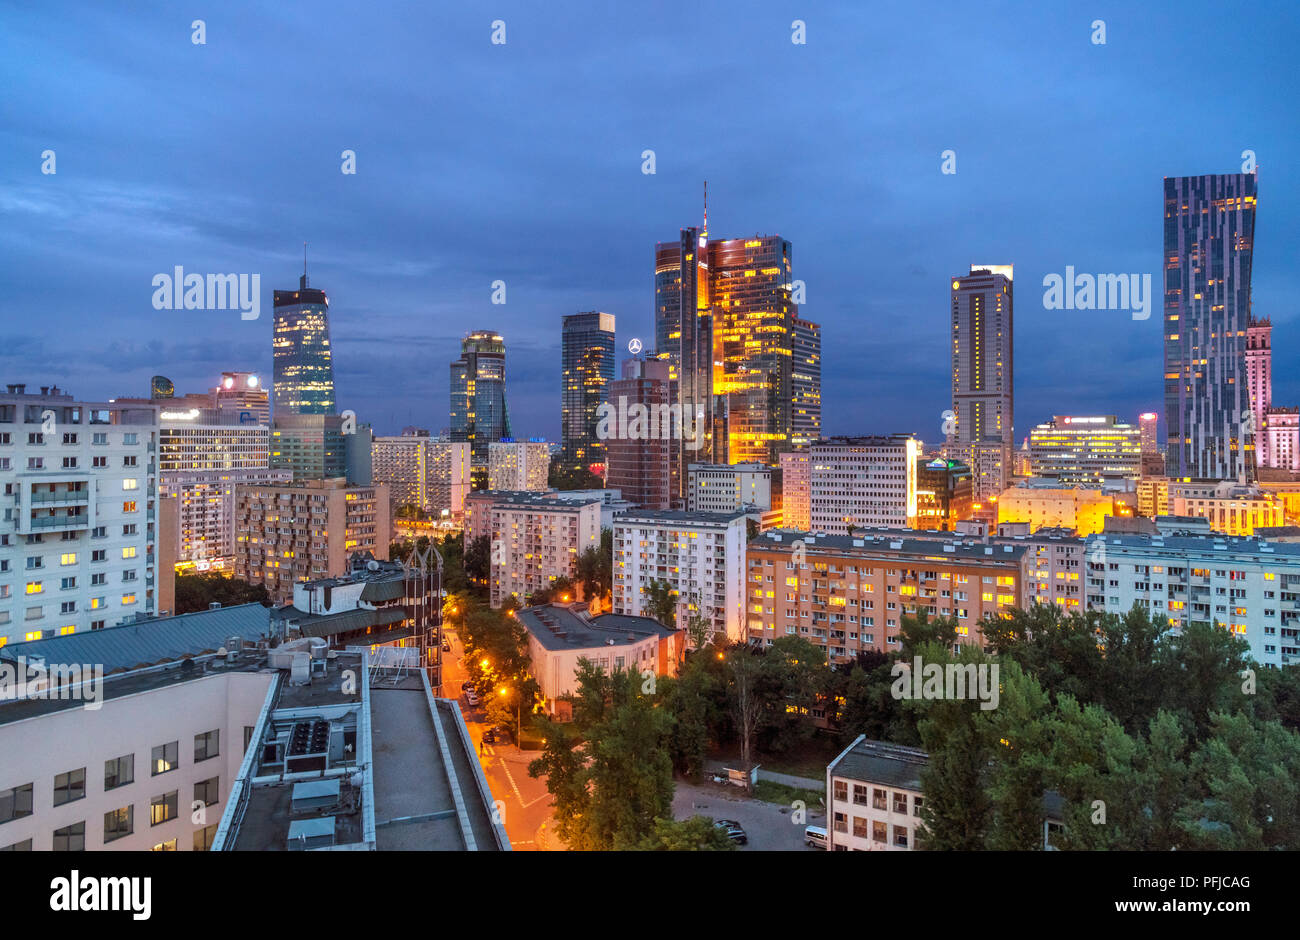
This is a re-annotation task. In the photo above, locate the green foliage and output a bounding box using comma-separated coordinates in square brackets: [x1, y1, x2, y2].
[174, 573, 269, 614]
[548, 463, 605, 491]
[643, 579, 678, 629]
[620, 815, 737, 851]
[529, 660, 675, 850]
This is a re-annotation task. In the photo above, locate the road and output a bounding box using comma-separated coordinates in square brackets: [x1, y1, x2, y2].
[673, 779, 826, 851]
[441, 622, 557, 851]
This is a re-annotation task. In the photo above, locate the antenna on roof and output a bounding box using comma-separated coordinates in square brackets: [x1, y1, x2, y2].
[703, 180, 708, 236]
[301, 242, 309, 290]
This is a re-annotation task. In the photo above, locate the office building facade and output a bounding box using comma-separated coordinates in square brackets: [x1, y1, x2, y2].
[1163, 173, 1257, 481]
[948, 266, 1014, 501]
[272, 272, 335, 419]
[560, 312, 615, 476]
[1027, 415, 1142, 486]
[603, 357, 674, 510]
[450, 331, 510, 471]
[809, 436, 921, 534]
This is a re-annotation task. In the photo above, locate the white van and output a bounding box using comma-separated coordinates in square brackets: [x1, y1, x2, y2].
[804, 825, 828, 849]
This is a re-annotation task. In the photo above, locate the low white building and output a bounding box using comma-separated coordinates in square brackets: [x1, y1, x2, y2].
[826, 737, 929, 851]
[516, 604, 682, 716]
[687, 463, 771, 514]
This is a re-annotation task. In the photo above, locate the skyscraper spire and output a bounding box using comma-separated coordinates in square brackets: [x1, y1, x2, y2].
[703, 180, 708, 237]
[301, 242, 309, 290]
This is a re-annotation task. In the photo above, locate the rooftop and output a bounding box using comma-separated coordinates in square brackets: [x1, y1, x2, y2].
[517, 604, 678, 652]
[613, 508, 751, 525]
[751, 529, 1029, 562]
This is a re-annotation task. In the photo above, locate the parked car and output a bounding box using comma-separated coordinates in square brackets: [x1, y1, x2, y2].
[482, 727, 496, 744]
[714, 820, 747, 845]
[804, 825, 828, 849]
[465, 689, 479, 706]
[442, 640, 451, 652]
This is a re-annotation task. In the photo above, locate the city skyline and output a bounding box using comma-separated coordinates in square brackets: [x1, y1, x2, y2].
[4, 2, 1297, 444]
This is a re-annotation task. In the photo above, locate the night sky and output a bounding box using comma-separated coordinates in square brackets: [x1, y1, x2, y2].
[3, 1, 1297, 447]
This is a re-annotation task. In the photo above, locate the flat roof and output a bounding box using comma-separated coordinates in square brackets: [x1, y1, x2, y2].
[751, 530, 1029, 562]
[613, 509, 750, 525]
[517, 605, 677, 652]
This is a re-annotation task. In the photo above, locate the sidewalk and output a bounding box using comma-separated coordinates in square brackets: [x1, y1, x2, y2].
[702, 760, 825, 791]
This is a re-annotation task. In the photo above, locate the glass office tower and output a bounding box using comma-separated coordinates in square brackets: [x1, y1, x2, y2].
[272, 272, 336, 418]
[450, 330, 511, 470]
[560, 312, 615, 476]
[1163, 173, 1257, 481]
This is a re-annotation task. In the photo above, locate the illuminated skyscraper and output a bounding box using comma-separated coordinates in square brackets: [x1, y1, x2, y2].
[560, 312, 616, 476]
[272, 268, 335, 418]
[945, 266, 1014, 502]
[654, 191, 819, 493]
[450, 330, 510, 472]
[1163, 173, 1257, 481]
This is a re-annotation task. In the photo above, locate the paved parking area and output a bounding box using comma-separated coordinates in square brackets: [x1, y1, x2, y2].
[673, 780, 826, 851]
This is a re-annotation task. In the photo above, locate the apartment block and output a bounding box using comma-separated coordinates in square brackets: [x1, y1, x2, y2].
[779, 450, 811, 531]
[612, 510, 749, 643]
[0, 385, 163, 647]
[487, 441, 549, 492]
[1083, 533, 1300, 667]
[372, 431, 471, 518]
[464, 491, 601, 608]
[745, 530, 1026, 664]
[233, 478, 390, 606]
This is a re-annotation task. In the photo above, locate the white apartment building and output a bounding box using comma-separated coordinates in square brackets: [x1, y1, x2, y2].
[687, 462, 771, 514]
[612, 509, 747, 643]
[1083, 533, 1300, 668]
[372, 433, 471, 517]
[809, 436, 920, 534]
[488, 441, 549, 492]
[0, 386, 161, 647]
[465, 492, 601, 608]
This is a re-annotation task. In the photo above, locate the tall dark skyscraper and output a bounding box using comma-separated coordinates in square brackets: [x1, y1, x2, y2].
[272, 268, 335, 418]
[1163, 173, 1257, 481]
[450, 330, 510, 470]
[560, 311, 616, 476]
[945, 265, 1014, 503]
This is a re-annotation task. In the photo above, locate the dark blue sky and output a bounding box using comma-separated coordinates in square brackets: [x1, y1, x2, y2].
[3, 1, 1297, 446]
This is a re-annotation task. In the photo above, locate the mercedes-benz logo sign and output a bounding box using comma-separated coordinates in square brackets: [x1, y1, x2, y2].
[628, 338, 643, 355]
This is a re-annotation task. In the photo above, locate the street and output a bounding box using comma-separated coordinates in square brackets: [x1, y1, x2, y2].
[441, 622, 556, 851]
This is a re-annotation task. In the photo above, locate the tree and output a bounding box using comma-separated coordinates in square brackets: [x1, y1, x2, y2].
[529, 662, 675, 850]
[549, 463, 605, 491]
[174, 573, 269, 614]
[726, 647, 764, 790]
[574, 529, 613, 603]
[620, 816, 737, 851]
[464, 534, 491, 586]
[643, 580, 677, 630]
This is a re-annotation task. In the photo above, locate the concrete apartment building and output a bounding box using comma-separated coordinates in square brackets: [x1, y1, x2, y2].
[233, 478, 390, 606]
[996, 486, 1114, 536]
[612, 509, 748, 643]
[487, 441, 549, 492]
[779, 449, 811, 531]
[0, 602, 504, 851]
[809, 436, 921, 534]
[1083, 533, 1300, 668]
[516, 604, 683, 717]
[372, 431, 471, 518]
[687, 462, 772, 514]
[464, 491, 602, 608]
[745, 530, 1026, 663]
[0, 385, 170, 647]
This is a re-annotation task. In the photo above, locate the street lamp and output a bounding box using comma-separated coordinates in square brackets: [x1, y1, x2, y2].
[500, 686, 521, 742]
